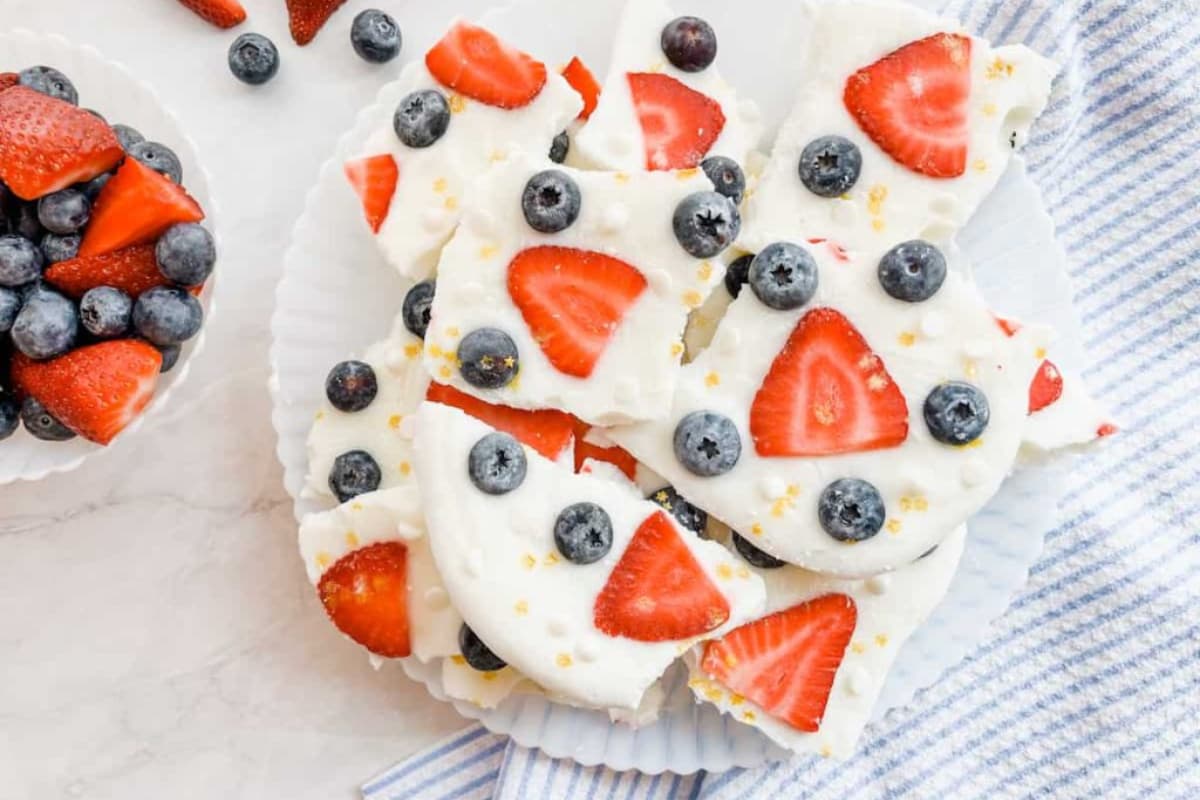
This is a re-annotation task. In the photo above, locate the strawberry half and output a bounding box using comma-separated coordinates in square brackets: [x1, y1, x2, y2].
[45, 244, 172, 299]
[425, 382, 575, 461]
[843, 33, 972, 178]
[286, 0, 348, 46]
[79, 158, 204, 258]
[594, 510, 730, 642]
[572, 419, 638, 480]
[562, 56, 600, 120]
[344, 154, 398, 234]
[176, 0, 246, 29]
[627, 73, 726, 171]
[426, 20, 548, 109]
[701, 593, 857, 733]
[11, 340, 162, 445]
[1028, 359, 1064, 414]
[750, 307, 909, 457]
[0, 87, 124, 200]
[317, 541, 411, 658]
[507, 246, 647, 379]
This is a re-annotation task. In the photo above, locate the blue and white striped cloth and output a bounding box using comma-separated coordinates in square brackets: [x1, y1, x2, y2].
[363, 0, 1200, 796]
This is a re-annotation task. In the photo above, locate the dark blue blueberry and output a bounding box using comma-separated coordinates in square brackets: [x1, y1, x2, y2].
[521, 169, 582, 234]
[0, 235, 42, 287]
[554, 502, 614, 565]
[155, 223, 215, 286]
[156, 343, 182, 373]
[0, 393, 18, 441]
[11, 203, 43, 241]
[132, 286, 203, 346]
[11, 286, 77, 359]
[458, 328, 519, 389]
[19, 66, 77, 104]
[0, 287, 21, 333]
[37, 189, 90, 235]
[325, 360, 378, 413]
[394, 89, 451, 149]
[41, 233, 81, 264]
[749, 241, 819, 310]
[650, 485, 708, 536]
[798, 135, 862, 198]
[549, 131, 570, 164]
[21, 396, 76, 441]
[673, 410, 741, 477]
[228, 33, 280, 86]
[401, 280, 435, 339]
[818, 478, 886, 542]
[673, 191, 740, 258]
[80, 172, 112, 202]
[702, 156, 745, 205]
[661, 16, 717, 73]
[468, 432, 526, 495]
[111, 124, 145, 152]
[724, 253, 754, 298]
[79, 287, 132, 338]
[733, 532, 786, 569]
[351, 9, 402, 63]
[328, 449, 382, 502]
[129, 141, 183, 184]
[878, 240, 947, 303]
[458, 624, 506, 672]
[924, 382, 990, 446]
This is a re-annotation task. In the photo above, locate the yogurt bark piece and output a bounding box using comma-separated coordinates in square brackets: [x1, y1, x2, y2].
[740, 0, 1056, 252]
[607, 238, 1049, 577]
[422, 153, 734, 426]
[412, 402, 767, 711]
[1021, 351, 1117, 454]
[344, 19, 583, 281]
[573, 0, 762, 172]
[687, 526, 965, 758]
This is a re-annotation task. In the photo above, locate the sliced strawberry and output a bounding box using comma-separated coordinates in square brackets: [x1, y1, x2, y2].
[701, 594, 857, 733]
[993, 314, 1021, 337]
[286, 0, 348, 45]
[11, 340, 162, 445]
[843, 33, 972, 178]
[507, 246, 647, 379]
[594, 511, 730, 642]
[562, 56, 600, 120]
[78, 158, 204, 257]
[0, 73, 18, 92]
[344, 154, 398, 234]
[627, 73, 726, 171]
[425, 20, 547, 109]
[1097, 422, 1119, 438]
[750, 308, 909, 457]
[176, 0, 246, 28]
[571, 419, 638, 480]
[425, 382, 575, 461]
[0, 87, 123, 200]
[317, 541, 411, 658]
[44, 244, 168, 299]
[1028, 359, 1064, 414]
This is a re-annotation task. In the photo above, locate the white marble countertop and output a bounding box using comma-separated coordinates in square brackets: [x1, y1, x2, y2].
[0, 2, 496, 797]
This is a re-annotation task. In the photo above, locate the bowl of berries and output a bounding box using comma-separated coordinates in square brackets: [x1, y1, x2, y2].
[0, 30, 218, 482]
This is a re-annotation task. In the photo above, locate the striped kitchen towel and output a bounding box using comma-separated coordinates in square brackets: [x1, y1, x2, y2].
[363, 0, 1200, 797]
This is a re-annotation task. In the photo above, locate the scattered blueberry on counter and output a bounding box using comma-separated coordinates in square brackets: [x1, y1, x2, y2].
[351, 9, 403, 64]
[228, 33, 280, 86]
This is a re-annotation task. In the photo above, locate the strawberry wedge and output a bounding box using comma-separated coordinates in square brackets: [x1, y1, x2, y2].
[79, 158, 204, 257]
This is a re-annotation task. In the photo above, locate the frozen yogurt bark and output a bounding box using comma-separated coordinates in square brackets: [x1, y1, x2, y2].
[1022, 353, 1117, 454]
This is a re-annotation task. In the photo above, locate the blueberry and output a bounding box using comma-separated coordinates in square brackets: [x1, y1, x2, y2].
[701, 156, 745, 205]
[0, 236, 43, 287]
[129, 141, 183, 184]
[818, 478, 885, 542]
[458, 328, 519, 389]
[468, 432, 526, 495]
[723, 253, 754, 298]
[521, 169, 582, 234]
[549, 131, 570, 164]
[79, 286, 132, 338]
[351, 9, 402, 64]
[0, 394, 18, 441]
[394, 90, 451, 149]
[0, 287, 21, 333]
[554, 502, 614, 565]
[877, 240, 947, 303]
[12, 287, 77, 359]
[111, 124, 145, 152]
[325, 360, 378, 412]
[156, 343, 182, 373]
[80, 172, 112, 202]
[132, 286, 203, 346]
[661, 16, 717, 73]
[749, 242, 819, 310]
[458, 624, 506, 672]
[672, 191, 740, 259]
[673, 410, 741, 477]
[650, 486, 707, 536]
[733, 532, 785, 569]
[19, 66, 78, 105]
[10, 203, 43, 241]
[155, 223, 215, 286]
[923, 382, 990, 446]
[21, 396, 75, 441]
[228, 33, 280, 86]
[401, 280, 435, 339]
[798, 135, 862, 198]
[37, 189, 90, 235]
[328, 450, 381, 502]
[41, 233, 80, 264]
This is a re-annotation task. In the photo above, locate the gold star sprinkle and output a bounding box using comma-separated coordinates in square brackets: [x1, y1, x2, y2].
[345, 532, 360, 548]
[556, 653, 573, 668]
[514, 600, 528, 616]
[448, 94, 467, 113]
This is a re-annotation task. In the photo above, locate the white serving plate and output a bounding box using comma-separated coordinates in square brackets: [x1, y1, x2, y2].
[0, 30, 219, 483]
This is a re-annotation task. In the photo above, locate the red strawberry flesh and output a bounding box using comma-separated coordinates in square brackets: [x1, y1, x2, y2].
[425, 382, 575, 461]
[562, 56, 601, 120]
[286, 0, 348, 46]
[627, 72, 726, 171]
[1028, 359, 1064, 414]
[344, 154, 399, 235]
[317, 541, 411, 658]
[425, 21, 548, 109]
[177, 0, 246, 29]
[78, 157, 204, 257]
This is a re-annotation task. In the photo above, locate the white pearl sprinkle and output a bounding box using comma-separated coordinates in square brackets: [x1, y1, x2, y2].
[645, 269, 674, 294]
[919, 312, 946, 340]
[758, 476, 787, 501]
[424, 587, 450, 610]
[865, 575, 891, 596]
[600, 204, 630, 234]
[845, 667, 870, 697]
[718, 327, 742, 355]
[576, 639, 600, 663]
[961, 458, 988, 487]
[384, 347, 407, 373]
